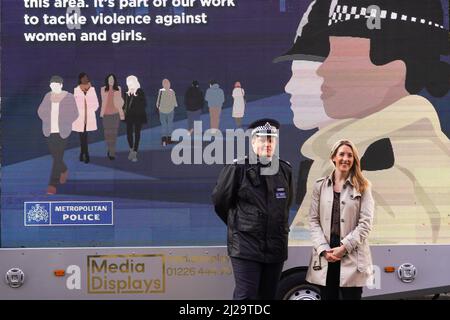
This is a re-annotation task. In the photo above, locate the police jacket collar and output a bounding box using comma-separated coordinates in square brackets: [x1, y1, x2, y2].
[256, 156, 275, 167]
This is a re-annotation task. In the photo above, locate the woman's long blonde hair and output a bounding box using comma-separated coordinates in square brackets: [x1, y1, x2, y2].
[126, 75, 140, 95]
[330, 139, 370, 193]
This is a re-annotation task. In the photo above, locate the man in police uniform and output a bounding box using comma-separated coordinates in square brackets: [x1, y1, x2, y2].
[212, 118, 293, 300]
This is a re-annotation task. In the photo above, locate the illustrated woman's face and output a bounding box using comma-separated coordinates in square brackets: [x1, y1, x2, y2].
[50, 82, 63, 93]
[317, 36, 405, 119]
[162, 79, 170, 90]
[332, 144, 354, 174]
[108, 76, 114, 86]
[285, 60, 332, 130]
[252, 136, 277, 158]
[81, 75, 90, 85]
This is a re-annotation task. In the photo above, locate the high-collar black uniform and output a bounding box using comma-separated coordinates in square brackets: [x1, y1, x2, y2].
[212, 156, 293, 263]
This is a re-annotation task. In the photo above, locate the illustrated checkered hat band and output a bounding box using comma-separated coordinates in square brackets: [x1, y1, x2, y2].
[251, 122, 278, 137]
[328, 4, 445, 29]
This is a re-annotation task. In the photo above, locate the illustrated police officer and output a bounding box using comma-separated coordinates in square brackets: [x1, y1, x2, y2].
[212, 118, 293, 300]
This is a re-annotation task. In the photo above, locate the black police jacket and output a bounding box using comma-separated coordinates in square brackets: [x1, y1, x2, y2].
[212, 157, 293, 263]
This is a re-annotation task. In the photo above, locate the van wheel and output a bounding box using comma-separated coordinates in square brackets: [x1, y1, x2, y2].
[276, 271, 322, 300]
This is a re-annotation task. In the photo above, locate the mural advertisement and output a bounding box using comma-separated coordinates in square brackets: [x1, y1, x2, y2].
[1, 0, 449, 248]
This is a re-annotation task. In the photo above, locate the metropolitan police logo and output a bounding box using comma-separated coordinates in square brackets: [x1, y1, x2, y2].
[24, 201, 113, 226]
[26, 204, 49, 223]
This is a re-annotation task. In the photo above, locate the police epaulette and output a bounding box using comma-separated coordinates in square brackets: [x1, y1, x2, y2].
[279, 159, 292, 167]
[233, 156, 248, 164]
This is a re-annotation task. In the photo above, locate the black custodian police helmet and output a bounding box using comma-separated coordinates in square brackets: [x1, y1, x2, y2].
[273, 0, 333, 63]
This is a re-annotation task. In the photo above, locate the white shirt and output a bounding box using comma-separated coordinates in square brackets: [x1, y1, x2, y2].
[50, 102, 60, 133]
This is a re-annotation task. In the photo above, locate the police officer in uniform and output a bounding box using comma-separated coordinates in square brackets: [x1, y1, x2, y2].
[212, 118, 293, 300]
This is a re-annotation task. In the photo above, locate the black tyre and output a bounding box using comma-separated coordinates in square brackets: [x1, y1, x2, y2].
[276, 270, 322, 300]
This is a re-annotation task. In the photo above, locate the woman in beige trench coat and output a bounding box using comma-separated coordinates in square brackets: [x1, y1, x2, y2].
[306, 139, 374, 300]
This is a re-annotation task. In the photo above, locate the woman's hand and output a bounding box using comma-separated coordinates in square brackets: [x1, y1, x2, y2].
[330, 245, 347, 259]
[324, 251, 340, 263]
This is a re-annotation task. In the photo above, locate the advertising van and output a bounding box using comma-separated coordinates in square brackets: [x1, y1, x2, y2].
[1, 0, 449, 299]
